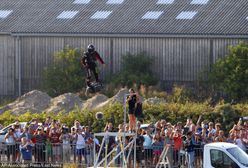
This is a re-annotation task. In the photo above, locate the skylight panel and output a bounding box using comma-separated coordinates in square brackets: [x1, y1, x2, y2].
[73, 0, 91, 4]
[156, 0, 174, 4]
[57, 11, 79, 19]
[106, 0, 124, 4]
[190, 0, 209, 5]
[142, 11, 163, 19]
[0, 10, 13, 18]
[246, 16, 248, 20]
[176, 11, 197, 20]
[91, 11, 112, 19]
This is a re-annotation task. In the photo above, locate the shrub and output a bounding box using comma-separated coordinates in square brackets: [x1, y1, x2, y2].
[0, 100, 247, 133]
[43, 46, 84, 97]
[139, 85, 167, 99]
[109, 52, 158, 88]
[208, 42, 248, 101]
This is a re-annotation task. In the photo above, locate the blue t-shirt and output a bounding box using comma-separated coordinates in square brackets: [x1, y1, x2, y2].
[20, 144, 33, 160]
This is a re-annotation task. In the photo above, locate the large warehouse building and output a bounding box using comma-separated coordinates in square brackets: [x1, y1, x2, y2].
[0, 0, 248, 98]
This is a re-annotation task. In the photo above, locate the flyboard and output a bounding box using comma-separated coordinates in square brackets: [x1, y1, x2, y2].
[85, 81, 103, 96]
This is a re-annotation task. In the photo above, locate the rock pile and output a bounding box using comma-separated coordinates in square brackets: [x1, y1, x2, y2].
[0, 90, 51, 115]
[0, 88, 165, 115]
[82, 94, 109, 110]
[95, 88, 129, 109]
[46, 93, 83, 113]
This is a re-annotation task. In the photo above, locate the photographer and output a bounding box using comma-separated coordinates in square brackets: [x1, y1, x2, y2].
[184, 131, 196, 168]
[172, 129, 183, 165]
[14, 122, 22, 163]
[127, 88, 140, 132]
[59, 126, 71, 163]
[152, 133, 163, 165]
[214, 130, 227, 142]
[84, 126, 94, 166]
[34, 126, 47, 163]
[20, 126, 33, 141]
[75, 128, 86, 164]
[49, 126, 61, 162]
[142, 128, 153, 165]
[4, 128, 16, 162]
[234, 129, 248, 152]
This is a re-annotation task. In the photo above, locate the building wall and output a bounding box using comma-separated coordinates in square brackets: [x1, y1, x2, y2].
[111, 37, 243, 81]
[0, 35, 16, 99]
[0, 35, 245, 98]
[19, 36, 112, 93]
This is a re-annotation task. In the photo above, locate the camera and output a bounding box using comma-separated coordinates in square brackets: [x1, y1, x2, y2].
[182, 135, 187, 142]
[242, 116, 248, 121]
[238, 117, 248, 123]
[62, 127, 69, 134]
[8, 128, 14, 132]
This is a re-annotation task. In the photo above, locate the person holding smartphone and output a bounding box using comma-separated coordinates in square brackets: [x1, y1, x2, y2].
[127, 88, 140, 132]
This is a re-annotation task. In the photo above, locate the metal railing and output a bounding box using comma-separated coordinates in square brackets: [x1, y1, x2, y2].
[0, 142, 206, 168]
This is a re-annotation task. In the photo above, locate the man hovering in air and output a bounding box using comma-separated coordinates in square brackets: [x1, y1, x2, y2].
[81, 44, 105, 91]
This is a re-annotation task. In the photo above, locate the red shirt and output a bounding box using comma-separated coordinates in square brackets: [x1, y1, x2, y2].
[174, 136, 182, 150]
[50, 133, 60, 143]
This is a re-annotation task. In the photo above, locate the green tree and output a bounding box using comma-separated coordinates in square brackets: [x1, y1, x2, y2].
[110, 52, 158, 87]
[43, 46, 84, 97]
[209, 42, 248, 101]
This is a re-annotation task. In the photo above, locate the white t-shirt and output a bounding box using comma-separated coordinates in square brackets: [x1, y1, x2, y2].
[143, 134, 152, 149]
[76, 133, 85, 149]
[6, 134, 16, 144]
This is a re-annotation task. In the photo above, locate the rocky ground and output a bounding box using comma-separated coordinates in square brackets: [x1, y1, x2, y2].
[0, 88, 165, 115]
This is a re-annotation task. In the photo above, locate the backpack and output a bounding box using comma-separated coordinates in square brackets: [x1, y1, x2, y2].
[135, 102, 143, 118]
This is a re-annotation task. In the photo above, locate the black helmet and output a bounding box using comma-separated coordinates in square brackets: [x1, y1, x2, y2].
[87, 44, 95, 53]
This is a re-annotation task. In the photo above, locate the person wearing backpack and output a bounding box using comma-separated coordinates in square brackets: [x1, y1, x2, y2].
[127, 88, 141, 132]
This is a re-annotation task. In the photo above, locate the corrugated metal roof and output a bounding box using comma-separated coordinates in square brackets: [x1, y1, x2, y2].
[0, 0, 247, 35]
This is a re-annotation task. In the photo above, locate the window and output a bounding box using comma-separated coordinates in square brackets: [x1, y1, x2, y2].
[73, 0, 91, 4]
[176, 11, 197, 20]
[142, 11, 163, 20]
[190, 0, 209, 5]
[156, 0, 174, 4]
[0, 10, 13, 19]
[57, 11, 79, 19]
[210, 149, 239, 168]
[106, 0, 124, 4]
[90, 11, 112, 19]
[227, 147, 248, 166]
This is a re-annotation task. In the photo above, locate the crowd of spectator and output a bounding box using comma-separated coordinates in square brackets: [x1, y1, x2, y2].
[132, 116, 248, 168]
[0, 115, 248, 168]
[2, 118, 95, 166]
